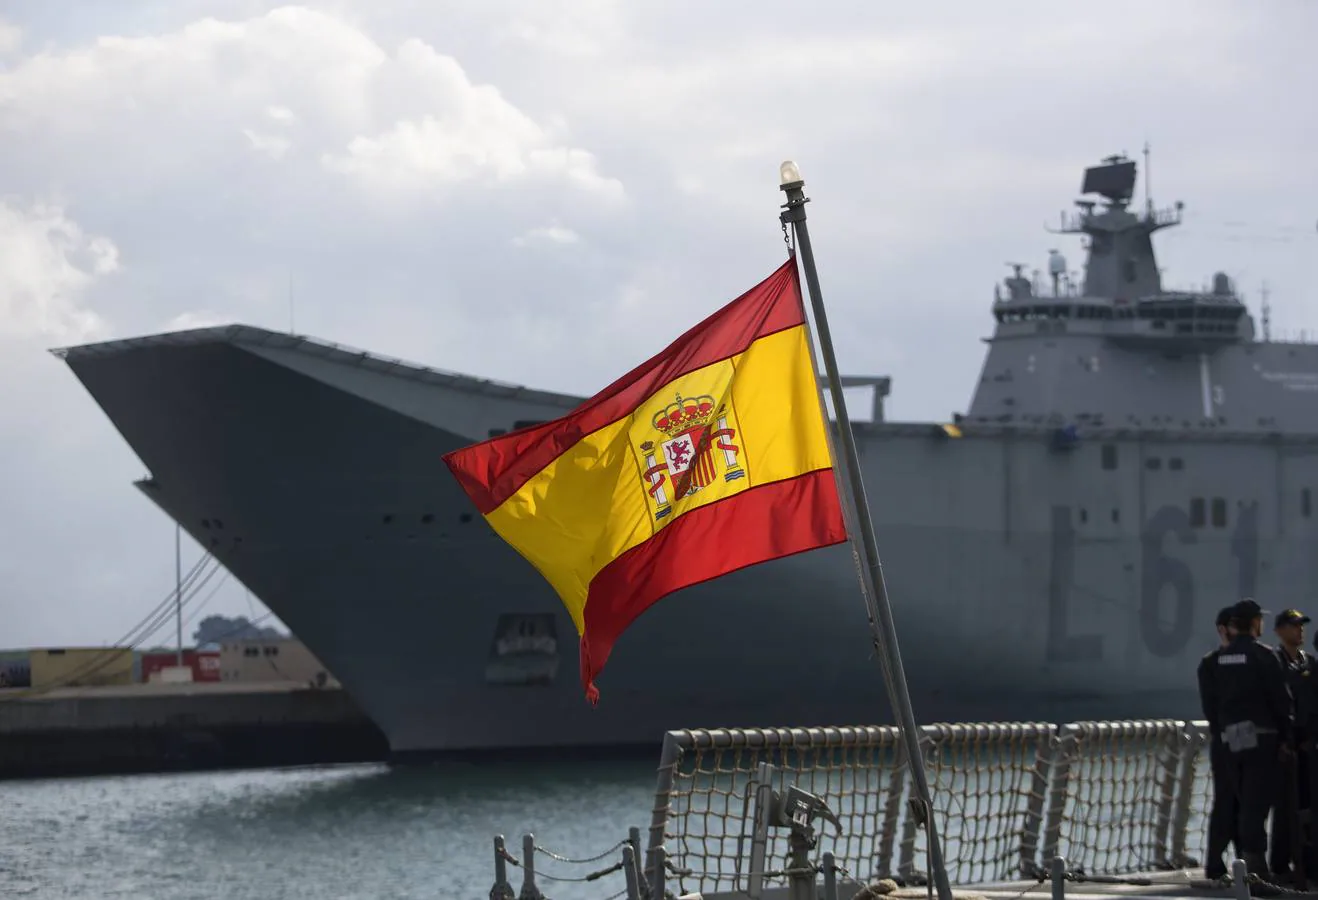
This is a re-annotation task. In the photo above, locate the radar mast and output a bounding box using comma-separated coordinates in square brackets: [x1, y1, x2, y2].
[1047, 153, 1184, 301]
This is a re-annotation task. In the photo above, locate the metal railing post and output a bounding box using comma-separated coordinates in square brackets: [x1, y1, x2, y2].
[1150, 724, 1183, 868]
[823, 851, 839, 900]
[1169, 724, 1209, 868]
[876, 733, 908, 878]
[647, 733, 684, 895]
[1041, 727, 1079, 865]
[518, 833, 543, 900]
[490, 834, 515, 900]
[1019, 729, 1060, 877]
[1231, 858, 1251, 900]
[1050, 855, 1068, 900]
[623, 843, 642, 900]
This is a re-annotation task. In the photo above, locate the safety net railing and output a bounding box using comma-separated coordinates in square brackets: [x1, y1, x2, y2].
[643, 719, 1216, 898]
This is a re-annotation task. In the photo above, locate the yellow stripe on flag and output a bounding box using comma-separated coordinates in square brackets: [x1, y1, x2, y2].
[484, 323, 830, 634]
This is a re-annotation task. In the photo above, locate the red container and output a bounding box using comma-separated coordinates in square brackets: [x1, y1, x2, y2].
[140, 649, 221, 683]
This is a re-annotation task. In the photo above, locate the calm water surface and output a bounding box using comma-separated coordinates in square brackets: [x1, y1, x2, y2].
[1, 760, 656, 900]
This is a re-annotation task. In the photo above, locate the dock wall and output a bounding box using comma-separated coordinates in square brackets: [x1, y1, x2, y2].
[0, 682, 388, 778]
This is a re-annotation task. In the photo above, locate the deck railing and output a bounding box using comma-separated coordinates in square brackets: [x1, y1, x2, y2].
[487, 718, 1221, 900]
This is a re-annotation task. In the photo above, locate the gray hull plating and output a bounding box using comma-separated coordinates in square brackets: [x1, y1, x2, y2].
[56, 153, 1318, 753]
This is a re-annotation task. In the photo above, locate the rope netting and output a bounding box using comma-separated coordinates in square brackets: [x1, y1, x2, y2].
[902, 724, 1053, 885]
[653, 724, 1056, 897]
[654, 726, 901, 896]
[1042, 722, 1186, 875]
[647, 720, 1218, 898]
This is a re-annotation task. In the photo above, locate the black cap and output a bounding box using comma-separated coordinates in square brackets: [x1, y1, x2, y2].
[1233, 598, 1268, 621]
[1216, 606, 1236, 628]
[1276, 609, 1312, 628]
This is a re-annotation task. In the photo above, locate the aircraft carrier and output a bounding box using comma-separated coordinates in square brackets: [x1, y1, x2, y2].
[54, 153, 1318, 755]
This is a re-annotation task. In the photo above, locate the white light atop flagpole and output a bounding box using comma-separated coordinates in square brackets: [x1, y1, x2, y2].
[779, 160, 802, 186]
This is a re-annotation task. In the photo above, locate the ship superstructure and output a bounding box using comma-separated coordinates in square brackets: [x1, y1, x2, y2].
[55, 154, 1318, 754]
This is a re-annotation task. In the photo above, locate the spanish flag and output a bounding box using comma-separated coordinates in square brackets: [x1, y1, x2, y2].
[442, 259, 849, 703]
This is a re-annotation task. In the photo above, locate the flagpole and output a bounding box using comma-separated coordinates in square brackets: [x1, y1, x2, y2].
[778, 160, 953, 900]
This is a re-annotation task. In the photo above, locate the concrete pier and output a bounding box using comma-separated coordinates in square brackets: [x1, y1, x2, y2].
[0, 681, 388, 779]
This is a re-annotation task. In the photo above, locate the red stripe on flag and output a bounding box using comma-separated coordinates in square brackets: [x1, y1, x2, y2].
[577, 468, 847, 702]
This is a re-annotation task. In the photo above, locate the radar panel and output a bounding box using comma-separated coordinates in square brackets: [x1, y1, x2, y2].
[1081, 159, 1137, 203]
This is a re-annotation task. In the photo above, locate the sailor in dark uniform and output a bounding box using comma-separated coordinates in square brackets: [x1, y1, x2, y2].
[1212, 599, 1292, 878]
[1271, 608, 1315, 883]
[1198, 605, 1240, 879]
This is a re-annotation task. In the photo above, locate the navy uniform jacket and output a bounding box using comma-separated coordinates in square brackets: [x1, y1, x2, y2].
[1212, 634, 1291, 743]
[1275, 646, 1316, 736]
[1198, 646, 1224, 739]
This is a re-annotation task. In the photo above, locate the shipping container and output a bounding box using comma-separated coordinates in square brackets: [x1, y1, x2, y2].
[139, 649, 221, 683]
[219, 639, 338, 686]
[31, 647, 134, 688]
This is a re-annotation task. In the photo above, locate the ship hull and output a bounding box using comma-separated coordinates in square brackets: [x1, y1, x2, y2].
[58, 327, 1318, 753]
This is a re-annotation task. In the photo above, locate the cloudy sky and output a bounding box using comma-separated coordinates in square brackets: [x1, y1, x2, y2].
[1, 0, 1315, 649]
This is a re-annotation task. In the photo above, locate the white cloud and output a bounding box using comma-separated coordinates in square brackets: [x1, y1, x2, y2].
[321, 39, 623, 202]
[0, 2, 630, 356]
[325, 118, 621, 200]
[0, 18, 20, 56]
[512, 223, 581, 248]
[242, 127, 293, 159]
[492, 0, 623, 58]
[0, 6, 621, 205]
[0, 199, 117, 343]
